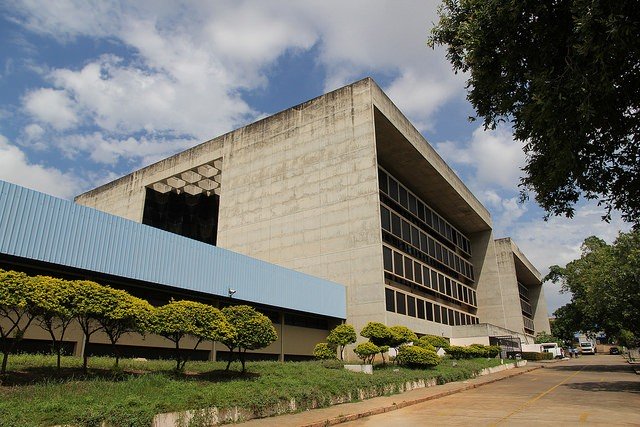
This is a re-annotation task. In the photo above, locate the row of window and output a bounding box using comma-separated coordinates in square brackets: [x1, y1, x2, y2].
[378, 168, 471, 255]
[385, 288, 479, 326]
[520, 298, 533, 317]
[381, 204, 474, 281]
[523, 316, 535, 333]
[517, 281, 530, 303]
[383, 245, 478, 308]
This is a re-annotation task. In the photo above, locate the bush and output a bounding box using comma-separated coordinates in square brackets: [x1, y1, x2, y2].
[353, 342, 380, 364]
[447, 344, 502, 359]
[416, 335, 450, 350]
[396, 346, 440, 368]
[507, 351, 553, 361]
[321, 359, 344, 369]
[413, 340, 436, 352]
[313, 343, 337, 360]
[326, 324, 356, 360]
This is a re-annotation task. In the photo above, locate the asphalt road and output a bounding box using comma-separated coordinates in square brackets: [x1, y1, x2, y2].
[342, 355, 640, 426]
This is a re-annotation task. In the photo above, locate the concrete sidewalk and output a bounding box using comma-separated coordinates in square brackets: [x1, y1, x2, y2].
[236, 364, 542, 427]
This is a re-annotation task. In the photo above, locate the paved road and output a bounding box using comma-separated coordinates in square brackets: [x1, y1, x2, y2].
[343, 355, 640, 426]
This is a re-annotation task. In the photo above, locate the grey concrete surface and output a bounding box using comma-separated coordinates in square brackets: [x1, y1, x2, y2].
[343, 355, 640, 426]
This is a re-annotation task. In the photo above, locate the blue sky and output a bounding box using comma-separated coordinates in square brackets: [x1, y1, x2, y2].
[0, 1, 629, 314]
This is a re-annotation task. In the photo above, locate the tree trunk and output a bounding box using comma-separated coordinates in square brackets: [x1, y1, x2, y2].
[1, 351, 8, 375]
[175, 339, 181, 371]
[82, 333, 90, 373]
[240, 349, 246, 373]
[225, 346, 234, 371]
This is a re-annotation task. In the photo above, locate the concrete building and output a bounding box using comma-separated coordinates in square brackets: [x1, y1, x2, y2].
[74, 78, 549, 346]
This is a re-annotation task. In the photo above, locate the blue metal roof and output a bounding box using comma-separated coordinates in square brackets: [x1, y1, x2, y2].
[0, 181, 346, 319]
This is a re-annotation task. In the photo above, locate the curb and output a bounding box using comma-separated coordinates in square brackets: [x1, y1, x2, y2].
[299, 365, 542, 427]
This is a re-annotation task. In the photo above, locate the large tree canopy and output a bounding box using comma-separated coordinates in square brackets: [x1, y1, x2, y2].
[430, 0, 640, 223]
[545, 230, 640, 343]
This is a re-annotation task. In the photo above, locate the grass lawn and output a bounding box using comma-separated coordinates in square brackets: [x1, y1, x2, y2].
[0, 354, 512, 427]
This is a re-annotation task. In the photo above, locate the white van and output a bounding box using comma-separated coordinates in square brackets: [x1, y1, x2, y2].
[541, 343, 564, 358]
[579, 341, 596, 355]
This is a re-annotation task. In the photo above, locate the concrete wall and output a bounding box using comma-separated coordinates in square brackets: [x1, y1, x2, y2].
[472, 230, 505, 327]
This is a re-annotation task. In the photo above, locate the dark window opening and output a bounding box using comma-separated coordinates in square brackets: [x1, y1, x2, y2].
[143, 187, 220, 245]
[385, 288, 395, 312]
[407, 296, 416, 317]
[396, 292, 406, 315]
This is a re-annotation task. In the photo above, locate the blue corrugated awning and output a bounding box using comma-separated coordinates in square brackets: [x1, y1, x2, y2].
[0, 181, 346, 319]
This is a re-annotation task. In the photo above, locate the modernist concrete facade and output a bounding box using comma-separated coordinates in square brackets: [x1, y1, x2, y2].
[76, 78, 550, 344]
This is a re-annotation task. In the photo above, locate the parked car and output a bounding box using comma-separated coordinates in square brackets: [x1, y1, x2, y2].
[580, 341, 596, 355]
[609, 347, 620, 355]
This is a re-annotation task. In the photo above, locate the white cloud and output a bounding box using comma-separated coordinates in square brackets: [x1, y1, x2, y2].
[22, 88, 79, 130]
[56, 132, 197, 166]
[0, 134, 80, 199]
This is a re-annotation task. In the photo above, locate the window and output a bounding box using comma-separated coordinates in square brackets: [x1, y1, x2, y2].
[383, 246, 393, 271]
[391, 212, 401, 236]
[417, 203, 424, 221]
[434, 304, 441, 323]
[425, 209, 433, 227]
[408, 194, 417, 215]
[394, 252, 404, 276]
[399, 186, 408, 207]
[411, 227, 420, 248]
[389, 178, 398, 201]
[420, 232, 428, 252]
[448, 309, 454, 326]
[438, 274, 445, 294]
[385, 288, 395, 312]
[381, 206, 390, 231]
[431, 270, 438, 290]
[441, 307, 448, 325]
[455, 311, 461, 326]
[396, 292, 406, 315]
[414, 261, 422, 285]
[423, 266, 431, 287]
[417, 299, 425, 319]
[445, 278, 452, 296]
[378, 170, 388, 193]
[404, 257, 413, 281]
[402, 220, 411, 242]
[407, 296, 416, 317]
[426, 301, 433, 321]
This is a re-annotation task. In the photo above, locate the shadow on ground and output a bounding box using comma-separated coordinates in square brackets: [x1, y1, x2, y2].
[549, 364, 634, 374]
[567, 381, 640, 394]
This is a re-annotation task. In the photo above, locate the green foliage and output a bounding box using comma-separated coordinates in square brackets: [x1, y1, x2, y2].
[416, 335, 450, 350]
[413, 340, 436, 353]
[618, 330, 638, 348]
[388, 325, 417, 348]
[430, 0, 640, 223]
[313, 342, 337, 360]
[220, 305, 277, 372]
[353, 342, 380, 364]
[447, 344, 501, 359]
[0, 269, 45, 374]
[396, 346, 440, 368]
[546, 230, 640, 341]
[152, 300, 233, 371]
[360, 322, 392, 346]
[534, 331, 563, 346]
[0, 354, 510, 427]
[326, 324, 356, 360]
[320, 359, 344, 369]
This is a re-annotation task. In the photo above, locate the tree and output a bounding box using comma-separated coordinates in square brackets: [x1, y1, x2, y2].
[551, 303, 582, 343]
[313, 342, 337, 360]
[534, 331, 563, 346]
[353, 342, 379, 364]
[388, 326, 418, 351]
[152, 300, 232, 371]
[430, 1, 640, 223]
[0, 270, 43, 374]
[545, 230, 640, 342]
[415, 335, 450, 351]
[32, 276, 77, 369]
[94, 288, 154, 367]
[72, 280, 113, 373]
[360, 322, 393, 364]
[326, 324, 356, 361]
[220, 305, 277, 373]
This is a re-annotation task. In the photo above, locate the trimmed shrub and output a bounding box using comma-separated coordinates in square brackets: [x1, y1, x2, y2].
[396, 346, 440, 368]
[353, 342, 380, 364]
[413, 340, 436, 352]
[327, 324, 356, 360]
[313, 342, 337, 360]
[447, 344, 502, 359]
[321, 359, 344, 369]
[417, 335, 450, 350]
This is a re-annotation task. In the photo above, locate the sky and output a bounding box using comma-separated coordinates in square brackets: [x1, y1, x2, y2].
[0, 1, 631, 315]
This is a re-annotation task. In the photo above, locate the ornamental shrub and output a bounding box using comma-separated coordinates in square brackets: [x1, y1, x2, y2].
[396, 345, 440, 368]
[413, 339, 436, 352]
[417, 335, 450, 350]
[313, 342, 337, 360]
[327, 324, 356, 360]
[353, 341, 380, 364]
